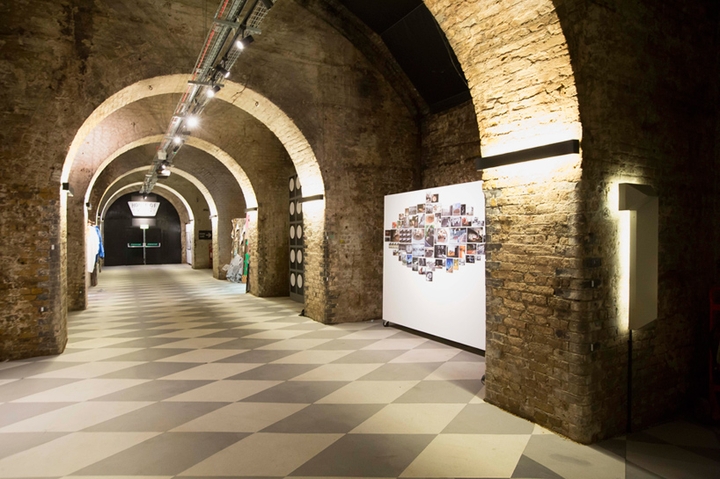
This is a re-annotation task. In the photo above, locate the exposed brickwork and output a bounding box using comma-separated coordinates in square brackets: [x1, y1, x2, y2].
[3, 0, 719, 447]
[557, 0, 720, 438]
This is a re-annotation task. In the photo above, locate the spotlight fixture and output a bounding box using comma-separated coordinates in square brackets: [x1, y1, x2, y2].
[139, 0, 275, 196]
[236, 35, 254, 50]
[206, 85, 221, 98]
[215, 66, 230, 79]
[186, 116, 199, 128]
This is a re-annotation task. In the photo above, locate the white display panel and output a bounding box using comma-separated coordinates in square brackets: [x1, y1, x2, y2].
[382, 181, 486, 350]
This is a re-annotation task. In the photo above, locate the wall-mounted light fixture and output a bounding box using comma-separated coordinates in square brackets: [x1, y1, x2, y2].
[299, 194, 324, 203]
[61, 182, 74, 197]
[618, 183, 658, 330]
[475, 139, 580, 170]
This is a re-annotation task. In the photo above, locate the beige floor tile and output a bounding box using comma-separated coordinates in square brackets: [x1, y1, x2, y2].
[13, 379, 149, 402]
[0, 401, 152, 432]
[179, 433, 342, 477]
[291, 363, 382, 381]
[425, 361, 485, 379]
[341, 330, 399, 340]
[160, 363, 261, 380]
[29, 361, 146, 379]
[351, 404, 465, 434]
[157, 349, 247, 363]
[41, 348, 143, 362]
[390, 348, 463, 363]
[63, 476, 172, 479]
[149, 322, 216, 330]
[316, 381, 419, 404]
[70, 321, 137, 330]
[362, 339, 428, 350]
[0, 432, 159, 477]
[172, 402, 308, 432]
[67, 338, 140, 349]
[0, 379, 17, 387]
[400, 434, 531, 477]
[273, 350, 354, 365]
[151, 329, 224, 339]
[258, 339, 333, 350]
[235, 322, 299, 330]
[71, 329, 139, 339]
[152, 338, 235, 349]
[242, 329, 308, 339]
[164, 380, 282, 402]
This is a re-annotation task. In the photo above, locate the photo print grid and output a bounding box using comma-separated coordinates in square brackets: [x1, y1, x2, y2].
[385, 193, 485, 282]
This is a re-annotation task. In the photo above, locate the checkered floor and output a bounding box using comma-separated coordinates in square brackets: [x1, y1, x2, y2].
[1, 265, 718, 478]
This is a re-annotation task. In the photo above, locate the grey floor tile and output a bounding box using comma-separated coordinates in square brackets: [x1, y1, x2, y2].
[0, 361, 85, 379]
[512, 454, 565, 478]
[330, 349, 407, 363]
[228, 364, 320, 380]
[0, 432, 68, 459]
[443, 403, 535, 434]
[310, 339, 382, 351]
[262, 403, 385, 433]
[0, 378, 81, 402]
[626, 461, 665, 479]
[0, 402, 74, 428]
[200, 329, 266, 338]
[112, 337, 185, 347]
[359, 362, 443, 381]
[97, 361, 199, 379]
[92, 379, 212, 401]
[292, 330, 354, 339]
[395, 379, 483, 403]
[207, 338, 281, 350]
[98, 348, 190, 361]
[72, 431, 248, 475]
[449, 350, 486, 362]
[242, 381, 349, 403]
[290, 433, 435, 477]
[84, 401, 226, 432]
[216, 349, 300, 363]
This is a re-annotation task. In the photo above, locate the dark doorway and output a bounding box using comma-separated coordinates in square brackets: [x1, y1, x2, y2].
[103, 193, 182, 266]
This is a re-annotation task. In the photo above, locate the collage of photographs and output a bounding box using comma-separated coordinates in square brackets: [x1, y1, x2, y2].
[384, 193, 486, 282]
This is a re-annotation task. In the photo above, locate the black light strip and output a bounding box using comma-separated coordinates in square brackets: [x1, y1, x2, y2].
[475, 139, 580, 170]
[245, 207, 258, 212]
[299, 194, 324, 203]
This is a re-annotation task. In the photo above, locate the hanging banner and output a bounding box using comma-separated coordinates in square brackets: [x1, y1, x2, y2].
[382, 181, 486, 349]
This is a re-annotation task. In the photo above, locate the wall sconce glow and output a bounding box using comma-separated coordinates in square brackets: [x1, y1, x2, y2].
[618, 183, 658, 330]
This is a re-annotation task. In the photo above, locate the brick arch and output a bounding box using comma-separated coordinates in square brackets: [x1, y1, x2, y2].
[98, 182, 195, 226]
[62, 74, 324, 197]
[423, 0, 581, 154]
[98, 166, 219, 219]
[85, 135, 258, 209]
[422, 0, 590, 442]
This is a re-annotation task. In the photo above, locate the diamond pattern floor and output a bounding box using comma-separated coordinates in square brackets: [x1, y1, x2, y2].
[1, 264, 718, 478]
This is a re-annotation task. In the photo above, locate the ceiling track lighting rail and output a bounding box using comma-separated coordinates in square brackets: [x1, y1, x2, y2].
[140, 0, 276, 195]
